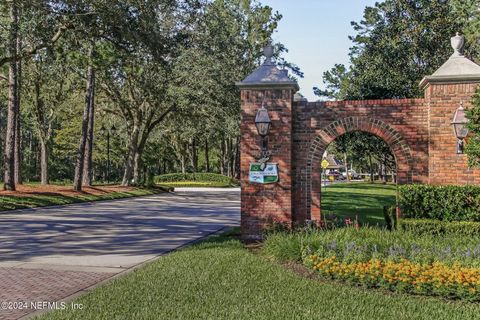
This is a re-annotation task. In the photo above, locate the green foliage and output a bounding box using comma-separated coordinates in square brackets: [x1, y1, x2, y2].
[465, 88, 480, 167]
[383, 206, 397, 231]
[316, 0, 463, 100]
[327, 131, 396, 182]
[400, 218, 480, 237]
[264, 228, 480, 268]
[398, 185, 480, 221]
[155, 172, 237, 184]
[451, 0, 480, 61]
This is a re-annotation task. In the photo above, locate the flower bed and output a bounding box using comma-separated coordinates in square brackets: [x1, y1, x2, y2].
[305, 255, 480, 301]
[263, 228, 480, 301]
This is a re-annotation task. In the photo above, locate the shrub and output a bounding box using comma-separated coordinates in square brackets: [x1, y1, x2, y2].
[400, 219, 480, 237]
[383, 206, 397, 231]
[154, 173, 238, 185]
[398, 184, 480, 221]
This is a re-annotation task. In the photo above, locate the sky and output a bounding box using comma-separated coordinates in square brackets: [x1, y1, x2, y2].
[260, 0, 378, 101]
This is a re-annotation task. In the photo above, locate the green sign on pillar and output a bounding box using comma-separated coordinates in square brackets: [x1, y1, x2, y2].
[249, 163, 279, 184]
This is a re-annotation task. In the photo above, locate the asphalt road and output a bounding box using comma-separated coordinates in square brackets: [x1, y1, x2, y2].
[0, 189, 240, 319]
[0, 189, 240, 269]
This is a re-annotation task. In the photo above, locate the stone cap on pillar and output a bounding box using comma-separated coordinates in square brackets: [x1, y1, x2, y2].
[236, 43, 300, 91]
[420, 33, 480, 89]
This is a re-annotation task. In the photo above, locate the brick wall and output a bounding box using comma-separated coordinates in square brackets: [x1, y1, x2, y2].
[426, 82, 480, 185]
[291, 99, 429, 224]
[240, 88, 294, 240]
[239, 82, 480, 238]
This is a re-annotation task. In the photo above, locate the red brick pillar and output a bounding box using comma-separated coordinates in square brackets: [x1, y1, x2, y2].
[420, 34, 480, 185]
[237, 46, 299, 240]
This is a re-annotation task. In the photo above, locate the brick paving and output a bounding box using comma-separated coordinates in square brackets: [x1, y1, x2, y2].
[0, 190, 239, 319]
[0, 268, 114, 320]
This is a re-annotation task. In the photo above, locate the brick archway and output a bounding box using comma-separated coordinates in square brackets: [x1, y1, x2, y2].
[237, 38, 480, 240]
[305, 117, 414, 221]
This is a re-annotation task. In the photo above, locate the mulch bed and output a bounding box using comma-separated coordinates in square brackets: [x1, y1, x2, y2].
[0, 184, 136, 197]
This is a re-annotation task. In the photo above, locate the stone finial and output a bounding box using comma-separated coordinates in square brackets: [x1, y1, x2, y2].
[451, 32, 465, 57]
[263, 42, 274, 65]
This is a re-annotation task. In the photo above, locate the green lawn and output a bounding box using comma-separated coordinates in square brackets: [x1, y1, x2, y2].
[40, 229, 480, 320]
[0, 187, 165, 212]
[321, 182, 397, 226]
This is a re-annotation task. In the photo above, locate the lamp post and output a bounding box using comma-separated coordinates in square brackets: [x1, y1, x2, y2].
[255, 103, 271, 154]
[451, 102, 469, 154]
[100, 124, 116, 182]
[254, 101, 272, 170]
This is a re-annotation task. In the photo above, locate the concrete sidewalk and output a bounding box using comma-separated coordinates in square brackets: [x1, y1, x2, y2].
[0, 189, 240, 319]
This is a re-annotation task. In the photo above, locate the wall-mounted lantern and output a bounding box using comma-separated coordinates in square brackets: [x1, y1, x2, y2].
[451, 102, 469, 154]
[255, 103, 271, 153]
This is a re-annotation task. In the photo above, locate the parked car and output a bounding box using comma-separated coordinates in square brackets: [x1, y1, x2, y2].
[330, 170, 346, 180]
[342, 169, 360, 180]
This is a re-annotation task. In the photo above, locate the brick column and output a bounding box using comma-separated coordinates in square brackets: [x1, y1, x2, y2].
[420, 33, 480, 185]
[424, 82, 480, 184]
[238, 87, 296, 240]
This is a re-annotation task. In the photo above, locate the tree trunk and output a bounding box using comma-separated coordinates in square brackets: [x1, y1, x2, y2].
[122, 125, 139, 186]
[14, 30, 22, 185]
[234, 139, 240, 179]
[205, 139, 210, 172]
[220, 137, 227, 175]
[227, 138, 233, 178]
[73, 62, 95, 191]
[132, 150, 142, 184]
[368, 154, 374, 183]
[180, 152, 186, 174]
[39, 138, 49, 184]
[344, 153, 349, 181]
[82, 69, 95, 186]
[190, 138, 197, 173]
[381, 162, 387, 184]
[4, 1, 19, 191]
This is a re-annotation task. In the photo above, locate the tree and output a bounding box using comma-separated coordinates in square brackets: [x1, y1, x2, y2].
[452, 0, 480, 62]
[466, 89, 480, 167]
[73, 47, 95, 191]
[4, 0, 20, 190]
[327, 131, 396, 182]
[22, 48, 76, 184]
[315, 0, 461, 100]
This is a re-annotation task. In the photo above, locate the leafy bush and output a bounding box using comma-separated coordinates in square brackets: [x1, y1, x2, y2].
[398, 184, 480, 221]
[400, 219, 480, 237]
[263, 228, 480, 267]
[154, 173, 238, 185]
[383, 206, 397, 230]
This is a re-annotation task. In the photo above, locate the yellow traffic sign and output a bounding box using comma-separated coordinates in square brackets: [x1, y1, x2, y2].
[321, 159, 329, 169]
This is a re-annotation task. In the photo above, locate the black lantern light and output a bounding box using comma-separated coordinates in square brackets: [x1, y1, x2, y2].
[255, 104, 271, 152]
[451, 102, 469, 154]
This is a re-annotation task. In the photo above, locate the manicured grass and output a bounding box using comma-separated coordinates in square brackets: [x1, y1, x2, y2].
[41, 230, 480, 320]
[158, 181, 238, 188]
[0, 187, 164, 212]
[321, 182, 397, 225]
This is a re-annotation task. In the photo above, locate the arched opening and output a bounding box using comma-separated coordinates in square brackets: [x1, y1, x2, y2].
[320, 131, 397, 226]
[306, 117, 414, 223]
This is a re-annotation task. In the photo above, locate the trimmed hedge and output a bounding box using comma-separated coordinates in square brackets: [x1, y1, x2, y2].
[398, 184, 480, 221]
[154, 173, 238, 185]
[400, 218, 480, 237]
